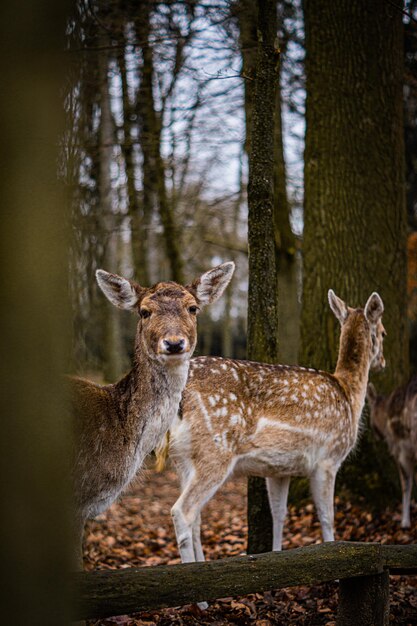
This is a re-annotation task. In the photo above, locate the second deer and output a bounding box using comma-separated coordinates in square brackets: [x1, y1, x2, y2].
[158, 290, 386, 568]
[367, 376, 417, 528]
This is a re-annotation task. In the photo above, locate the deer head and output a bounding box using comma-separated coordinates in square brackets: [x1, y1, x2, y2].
[96, 262, 235, 365]
[328, 290, 386, 372]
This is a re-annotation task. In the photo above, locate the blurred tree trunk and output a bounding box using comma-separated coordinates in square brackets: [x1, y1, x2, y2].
[0, 0, 73, 623]
[99, 37, 124, 382]
[246, 0, 279, 555]
[118, 31, 149, 286]
[222, 160, 244, 358]
[135, 2, 184, 283]
[302, 0, 408, 503]
[404, 3, 417, 373]
[274, 72, 300, 365]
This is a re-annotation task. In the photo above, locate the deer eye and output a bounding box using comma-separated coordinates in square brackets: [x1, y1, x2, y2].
[188, 305, 199, 315]
[140, 308, 151, 319]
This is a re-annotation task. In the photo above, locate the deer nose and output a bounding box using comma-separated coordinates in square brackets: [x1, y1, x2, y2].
[163, 338, 185, 354]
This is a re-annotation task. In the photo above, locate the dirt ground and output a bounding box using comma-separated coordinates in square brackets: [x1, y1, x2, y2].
[83, 466, 417, 625]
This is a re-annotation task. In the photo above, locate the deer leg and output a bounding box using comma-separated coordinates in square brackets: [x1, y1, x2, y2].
[171, 473, 227, 612]
[192, 513, 205, 562]
[171, 474, 225, 564]
[310, 464, 337, 543]
[266, 475, 291, 551]
[398, 460, 413, 529]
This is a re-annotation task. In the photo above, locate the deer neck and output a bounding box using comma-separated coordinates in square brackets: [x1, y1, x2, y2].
[112, 344, 190, 461]
[334, 318, 371, 419]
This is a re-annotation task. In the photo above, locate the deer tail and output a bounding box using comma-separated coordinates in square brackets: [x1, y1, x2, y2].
[155, 431, 170, 473]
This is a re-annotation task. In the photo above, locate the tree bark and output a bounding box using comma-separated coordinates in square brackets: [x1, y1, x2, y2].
[274, 71, 300, 365]
[0, 1, 73, 623]
[246, 0, 279, 555]
[99, 36, 125, 382]
[301, 0, 408, 502]
[135, 2, 184, 283]
[118, 31, 150, 286]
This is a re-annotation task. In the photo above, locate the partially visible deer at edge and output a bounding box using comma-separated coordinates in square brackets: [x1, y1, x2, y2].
[157, 290, 385, 574]
[70, 262, 234, 563]
[367, 376, 417, 528]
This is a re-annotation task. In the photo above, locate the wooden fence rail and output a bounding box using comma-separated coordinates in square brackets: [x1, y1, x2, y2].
[73, 541, 417, 625]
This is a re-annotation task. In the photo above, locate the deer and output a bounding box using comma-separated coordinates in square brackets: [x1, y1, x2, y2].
[70, 262, 234, 563]
[366, 376, 417, 529]
[156, 290, 386, 586]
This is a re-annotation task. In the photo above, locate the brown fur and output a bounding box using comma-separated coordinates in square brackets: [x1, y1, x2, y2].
[367, 376, 417, 528]
[71, 263, 234, 564]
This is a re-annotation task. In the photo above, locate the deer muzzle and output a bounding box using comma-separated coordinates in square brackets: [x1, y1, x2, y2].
[159, 336, 189, 356]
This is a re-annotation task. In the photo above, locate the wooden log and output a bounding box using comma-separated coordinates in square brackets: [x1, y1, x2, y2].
[73, 541, 417, 620]
[336, 570, 390, 626]
[73, 542, 384, 620]
[381, 543, 417, 574]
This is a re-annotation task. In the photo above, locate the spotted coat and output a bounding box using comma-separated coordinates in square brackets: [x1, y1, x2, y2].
[167, 291, 386, 576]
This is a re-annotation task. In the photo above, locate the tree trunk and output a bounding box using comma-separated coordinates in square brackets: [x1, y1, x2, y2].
[274, 58, 300, 365]
[0, 1, 73, 623]
[99, 38, 125, 382]
[135, 2, 184, 283]
[302, 0, 408, 502]
[246, 0, 279, 555]
[118, 32, 150, 286]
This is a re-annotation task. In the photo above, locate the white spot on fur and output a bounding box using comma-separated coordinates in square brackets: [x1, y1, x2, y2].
[254, 417, 327, 440]
[214, 406, 229, 418]
[196, 392, 213, 433]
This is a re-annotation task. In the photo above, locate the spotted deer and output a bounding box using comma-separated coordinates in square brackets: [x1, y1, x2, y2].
[70, 262, 234, 561]
[366, 376, 417, 528]
[159, 290, 385, 573]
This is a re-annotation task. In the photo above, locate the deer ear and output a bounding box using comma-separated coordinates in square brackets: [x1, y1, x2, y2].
[364, 292, 384, 324]
[328, 289, 348, 325]
[366, 383, 377, 405]
[188, 262, 235, 306]
[96, 270, 141, 311]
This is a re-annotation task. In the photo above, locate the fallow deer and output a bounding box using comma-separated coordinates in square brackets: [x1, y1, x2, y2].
[70, 262, 234, 561]
[159, 291, 385, 575]
[366, 376, 417, 528]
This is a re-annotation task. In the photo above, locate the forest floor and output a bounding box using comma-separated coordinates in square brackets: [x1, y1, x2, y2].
[83, 466, 417, 626]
